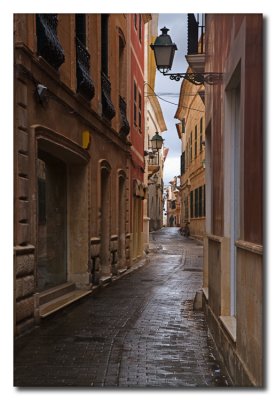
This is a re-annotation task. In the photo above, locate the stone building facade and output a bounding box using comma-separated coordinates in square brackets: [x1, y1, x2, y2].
[14, 14, 149, 335]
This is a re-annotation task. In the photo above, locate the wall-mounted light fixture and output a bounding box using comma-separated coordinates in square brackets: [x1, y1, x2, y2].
[150, 27, 222, 85]
[150, 132, 164, 151]
[35, 83, 48, 105]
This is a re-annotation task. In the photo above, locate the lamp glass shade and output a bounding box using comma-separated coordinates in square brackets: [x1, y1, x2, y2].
[151, 132, 164, 150]
[153, 46, 176, 72]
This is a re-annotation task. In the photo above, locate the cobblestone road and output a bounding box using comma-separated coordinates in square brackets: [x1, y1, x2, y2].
[14, 227, 230, 387]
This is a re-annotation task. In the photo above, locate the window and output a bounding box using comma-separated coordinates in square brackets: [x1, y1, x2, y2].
[182, 118, 186, 134]
[186, 144, 189, 166]
[134, 81, 137, 126]
[190, 133, 193, 162]
[76, 14, 93, 99]
[180, 151, 185, 175]
[138, 15, 142, 42]
[229, 84, 241, 316]
[200, 117, 203, 151]
[119, 34, 126, 97]
[184, 195, 189, 220]
[76, 14, 86, 45]
[195, 188, 199, 218]
[133, 82, 142, 132]
[36, 14, 65, 70]
[195, 125, 198, 158]
[203, 184, 206, 216]
[101, 14, 109, 75]
[190, 191, 194, 218]
[138, 91, 142, 132]
[223, 65, 242, 317]
[134, 14, 137, 30]
[199, 186, 202, 217]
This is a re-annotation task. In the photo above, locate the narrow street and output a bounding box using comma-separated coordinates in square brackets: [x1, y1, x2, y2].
[14, 228, 230, 388]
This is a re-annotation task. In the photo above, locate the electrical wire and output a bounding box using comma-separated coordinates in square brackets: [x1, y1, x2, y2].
[145, 92, 203, 97]
[144, 82, 205, 113]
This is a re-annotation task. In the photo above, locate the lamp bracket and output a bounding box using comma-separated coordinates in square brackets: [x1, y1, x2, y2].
[162, 71, 223, 85]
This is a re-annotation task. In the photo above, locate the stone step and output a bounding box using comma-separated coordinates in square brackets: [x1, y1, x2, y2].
[39, 289, 92, 318]
[99, 275, 112, 286]
[38, 282, 76, 306]
[118, 268, 127, 275]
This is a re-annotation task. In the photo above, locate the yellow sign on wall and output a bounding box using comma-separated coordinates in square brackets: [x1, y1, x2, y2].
[82, 130, 91, 150]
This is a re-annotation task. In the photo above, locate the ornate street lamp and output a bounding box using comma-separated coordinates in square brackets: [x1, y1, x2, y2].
[150, 27, 177, 74]
[150, 26, 222, 85]
[151, 132, 164, 151]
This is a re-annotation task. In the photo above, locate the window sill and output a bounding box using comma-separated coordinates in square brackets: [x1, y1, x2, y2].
[207, 233, 224, 243]
[219, 315, 237, 343]
[235, 240, 263, 255]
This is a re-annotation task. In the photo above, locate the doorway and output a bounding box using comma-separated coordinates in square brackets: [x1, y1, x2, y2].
[37, 151, 67, 291]
[100, 166, 111, 274]
[118, 174, 126, 267]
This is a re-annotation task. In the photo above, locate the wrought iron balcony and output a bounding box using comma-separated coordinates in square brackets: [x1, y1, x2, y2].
[148, 153, 159, 166]
[76, 37, 95, 101]
[148, 152, 160, 174]
[101, 72, 116, 121]
[187, 14, 199, 55]
[119, 96, 130, 137]
[36, 14, 65, 70]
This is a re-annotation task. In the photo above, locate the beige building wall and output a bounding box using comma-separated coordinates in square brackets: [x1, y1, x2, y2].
[175, 73, 206, 240]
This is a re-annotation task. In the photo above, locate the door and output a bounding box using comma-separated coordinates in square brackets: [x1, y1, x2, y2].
[37, 151, 67, 291]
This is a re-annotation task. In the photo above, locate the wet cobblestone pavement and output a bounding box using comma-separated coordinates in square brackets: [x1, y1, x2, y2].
[14, 228, 230, 387]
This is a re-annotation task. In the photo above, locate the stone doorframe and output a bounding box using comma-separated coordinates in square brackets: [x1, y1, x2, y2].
[117, 169, 127, 269]
[98, 159, 112, 276]
[30, 125, 90, 289]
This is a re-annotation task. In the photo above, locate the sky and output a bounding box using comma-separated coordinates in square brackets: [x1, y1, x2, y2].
[155, 13, 188, 186]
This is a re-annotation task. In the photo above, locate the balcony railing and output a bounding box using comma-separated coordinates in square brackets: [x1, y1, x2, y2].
[101, 72, 116, 121]
[119, 96, 130, 136]
[36, 14, 65, 70]
[76, 37, 95, 101]
[148, 153, 159, 166]
[187, 14, 205, 55]
[186, 14, 205, 74]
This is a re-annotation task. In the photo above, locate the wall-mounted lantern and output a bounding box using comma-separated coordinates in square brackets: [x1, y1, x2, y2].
[150, 132, 164, 151]
[150, 26, 223, 85]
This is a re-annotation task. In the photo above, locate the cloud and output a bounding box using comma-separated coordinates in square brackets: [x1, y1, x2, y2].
[163, 156, 180, 185]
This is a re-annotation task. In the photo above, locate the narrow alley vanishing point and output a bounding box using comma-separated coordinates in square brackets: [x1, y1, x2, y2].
[14, 228, 229, 388]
